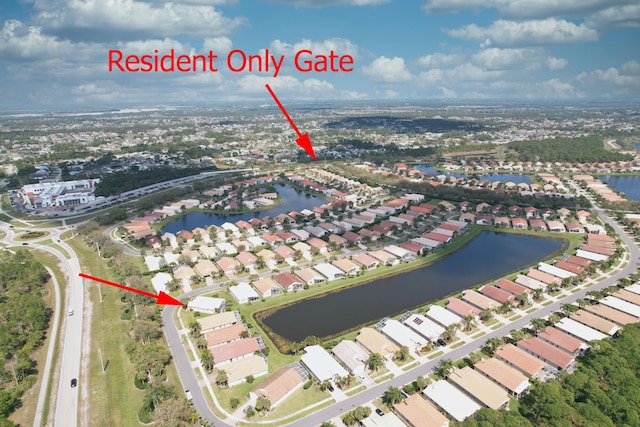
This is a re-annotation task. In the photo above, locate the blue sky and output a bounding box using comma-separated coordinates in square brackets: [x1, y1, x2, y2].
[0, 0, 638, 110]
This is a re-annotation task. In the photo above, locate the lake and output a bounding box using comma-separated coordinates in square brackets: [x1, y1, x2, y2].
[261, 231, 564, 343]
[162, 184, 326, 234]
[598, 175, 640, 201]
[634, 143, 640, 150]
[414, 165, 533, 184]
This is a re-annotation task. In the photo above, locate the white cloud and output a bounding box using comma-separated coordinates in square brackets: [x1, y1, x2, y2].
[267, 0, 390, 6]
[236, 74, 334, 96]
[446, 18, 598, 47]
[339, 90, 368, 100]
[577, 61, 640, 89]
[202, 37, 233, 54]
[0, 19, 75, 60]
[33, 0, 246, 40]
[423, 0, 632, 20]
[586, 4, 640, 29]
[471, 47, 567, 70]
[417, 52, 464, 68]
[362, 56, 413, 83]
[268, 38, 358, 58]
[537, 78, 585, 98]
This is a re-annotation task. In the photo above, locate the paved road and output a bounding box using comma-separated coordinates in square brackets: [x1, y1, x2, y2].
[162, 206, 639, 427]
[0, 217, 84, 427]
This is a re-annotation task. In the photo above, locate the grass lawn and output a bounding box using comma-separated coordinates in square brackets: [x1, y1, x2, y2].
[427, 351, 444, 360]
[542, 301, 554, 306]
[67, 237, 180, 426]
[345, 385, 366, 396]
[246, 385, 330, 422]
[449, 342, 465, 349]
[471, 331, 486, 339]
[374, 373, 395, 383]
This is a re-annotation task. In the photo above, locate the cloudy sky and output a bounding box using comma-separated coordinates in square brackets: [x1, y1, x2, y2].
[0, 0, 638, 110]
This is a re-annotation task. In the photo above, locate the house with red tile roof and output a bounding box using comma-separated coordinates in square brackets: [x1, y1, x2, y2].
[422, 232, 451, 243]
[352, 253, 379, 270]
[275, 245, 295, 262]
[210, 337, 263, 366]
[537, 326, 589, 356]
[494, 344, 549, 381]
[447, 298, 480, 319]
[479, 285, 516, 304]
[262, 233, 284, 247]
[529, 219, 547, 231]
[475, 215, 493, 225]
[204, 323, 247, 348]
[273, 272, 303, 292]
[495, 278, 530, 296]
[517, 337, 576, 373]
[307, 237, 329, 253]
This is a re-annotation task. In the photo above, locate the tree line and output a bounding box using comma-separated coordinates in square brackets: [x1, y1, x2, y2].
[507, 136, 634, 163]
[456, 323, 640, 427]
[94, 166, 215, 197]
[0, 250, 51, 425]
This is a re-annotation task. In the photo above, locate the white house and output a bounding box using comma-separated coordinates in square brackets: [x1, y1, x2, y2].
[188, 296, 227, 313]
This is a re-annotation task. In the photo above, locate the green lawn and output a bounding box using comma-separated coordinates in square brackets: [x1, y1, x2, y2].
[67, 237, 180, 427]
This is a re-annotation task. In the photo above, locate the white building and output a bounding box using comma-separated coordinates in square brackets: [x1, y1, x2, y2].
[555, 318, 608, 342]
[402, 313, 445, 342]
[229, 283, 260, 304]
[425, 305, 462, 328]
[313, 262, 344, 281]
[20, 178, 101, 208]
[423, 380, 481, 422]
[188, 296, 226, 313]
[600, 296, 640, 318]
[376, 318, 427, 353]
[332, 340, 369, 375]
[537, 263, 575, 279]
[300, 345, 348, 382]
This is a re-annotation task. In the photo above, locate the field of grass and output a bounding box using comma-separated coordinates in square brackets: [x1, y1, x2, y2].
[67, 237, 180, 426]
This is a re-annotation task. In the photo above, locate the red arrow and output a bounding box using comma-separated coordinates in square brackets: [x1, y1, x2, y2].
[265, 83, 317, 160]
[79, 273, 184, 306]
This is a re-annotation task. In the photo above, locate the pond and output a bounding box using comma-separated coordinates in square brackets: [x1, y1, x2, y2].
[598, 175, 640, 201]
[261, 231, 564, 343]
[633, 142, 640, 150]
[414, 165, 533, 184]
[161, 184, 326, 234]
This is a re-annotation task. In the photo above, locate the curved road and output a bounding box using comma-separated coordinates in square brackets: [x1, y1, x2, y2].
[163, 206, 639, 427]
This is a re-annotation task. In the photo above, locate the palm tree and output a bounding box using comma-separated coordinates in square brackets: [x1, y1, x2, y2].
[188, 319, 201, 337]
[515, 293, 529, 307]
[548, 313, 561, 325]
[462, 315, 476, 332]
[483, 337, 503, 355]
[479, 309, 493, 322]
[442, 323, 458, 342]
[394, 346, 410, 362]
[530, 318, 547, 333]
[498, 301, 515, 315]
[382, 386, 404, 407]
[366, 353, 384, 372]
[560, 303, 579, 316]
[415, 375, 430, 392]
[435, 359, 453, 379]
[508, 328, 526, 343]
[533, 288, 544, 301]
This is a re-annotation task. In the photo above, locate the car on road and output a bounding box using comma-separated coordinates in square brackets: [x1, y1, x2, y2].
[71, 378, 77, 388]
[68, 309, 74, 316]
[185, 389, 193, 402]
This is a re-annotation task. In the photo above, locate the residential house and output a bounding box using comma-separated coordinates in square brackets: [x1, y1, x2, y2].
[251, 277, 282, 297]
[229, 283, 260, 304]
[273, 272, 304, 292]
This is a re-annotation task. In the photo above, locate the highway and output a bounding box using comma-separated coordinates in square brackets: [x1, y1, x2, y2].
[163, 205, 639, 427]
[0, 214, 84, 427]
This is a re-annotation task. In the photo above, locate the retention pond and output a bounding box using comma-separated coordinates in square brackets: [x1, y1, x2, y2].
[260, 231, 564, 344]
